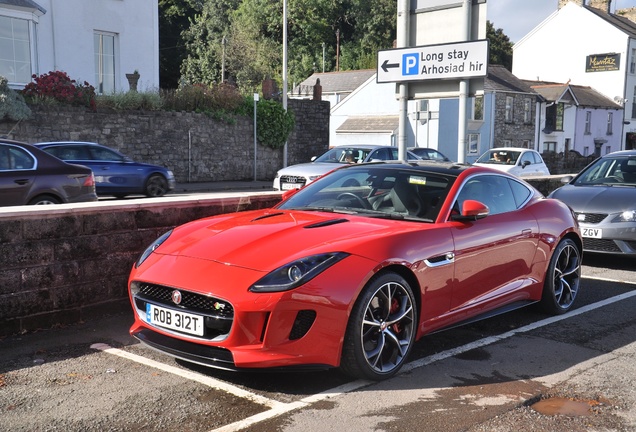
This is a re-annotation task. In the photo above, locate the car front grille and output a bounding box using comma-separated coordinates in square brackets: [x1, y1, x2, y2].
[131, 282, 234, 340]
[280, 175, 306, 187]
[575, 212, 607, 224]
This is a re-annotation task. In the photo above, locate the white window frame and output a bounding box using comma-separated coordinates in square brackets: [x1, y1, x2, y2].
[0, 10, 40, 87]
[467, 133, 480, 155]
[607, 112, 613, 135]
[94, 31, 117, 94]
[523, 98, 532, 123]
[585, 111, 592, 134]
[505, 96, 514, 122]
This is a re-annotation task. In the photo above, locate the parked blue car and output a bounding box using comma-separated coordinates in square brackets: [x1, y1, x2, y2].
[35, 141, 176, 198]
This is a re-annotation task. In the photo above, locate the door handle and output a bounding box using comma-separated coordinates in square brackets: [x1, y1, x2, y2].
[14, 179, 29, 185]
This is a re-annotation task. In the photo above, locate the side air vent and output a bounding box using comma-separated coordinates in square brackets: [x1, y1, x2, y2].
[289, 310, 317, 340]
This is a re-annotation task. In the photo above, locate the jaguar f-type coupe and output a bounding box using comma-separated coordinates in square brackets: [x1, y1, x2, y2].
[128, 161, 582, 381]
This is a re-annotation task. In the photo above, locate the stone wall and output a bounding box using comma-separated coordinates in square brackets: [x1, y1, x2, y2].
[0, 192, 282, 336]
[0, 99, 331, 183]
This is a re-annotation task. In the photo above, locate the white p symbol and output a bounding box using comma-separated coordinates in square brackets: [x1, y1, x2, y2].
[403, 54, 418, 75]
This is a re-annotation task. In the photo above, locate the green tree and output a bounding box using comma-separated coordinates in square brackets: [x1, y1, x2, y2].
[487, 20, 513, 71]
[159, 0, 203, 88]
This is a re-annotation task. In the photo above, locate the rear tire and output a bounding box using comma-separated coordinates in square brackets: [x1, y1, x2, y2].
[540, 238, 581, 315]
[28, 195, 61, 205]
[341, 272, 417, 381]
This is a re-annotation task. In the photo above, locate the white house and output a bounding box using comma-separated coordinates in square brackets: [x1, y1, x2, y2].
[513, 0, 636, 151]
[0, 0, 159, 93]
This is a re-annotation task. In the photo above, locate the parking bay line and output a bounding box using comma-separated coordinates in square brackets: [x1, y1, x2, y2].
[94, 276, 636, 432]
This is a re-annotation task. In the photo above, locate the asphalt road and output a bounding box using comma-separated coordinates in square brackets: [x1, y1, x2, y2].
[1, 253, 635, 432]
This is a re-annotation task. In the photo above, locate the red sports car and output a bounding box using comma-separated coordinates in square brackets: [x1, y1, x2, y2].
[128, 162, 582, 380]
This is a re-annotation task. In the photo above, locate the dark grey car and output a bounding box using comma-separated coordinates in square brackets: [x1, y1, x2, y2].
[0, 139, 97, 206]
[548, 150, 636, 256]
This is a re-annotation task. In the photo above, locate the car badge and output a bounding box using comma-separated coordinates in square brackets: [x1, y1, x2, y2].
[577, 214, 586, 222]
[213, 302, 225, 310]
[171, 290, 182, 305]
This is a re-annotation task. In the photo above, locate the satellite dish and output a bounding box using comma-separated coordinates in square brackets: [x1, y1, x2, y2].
[614, 96, 625, 105]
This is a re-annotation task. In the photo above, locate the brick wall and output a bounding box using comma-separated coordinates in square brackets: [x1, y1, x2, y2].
[0, 193, 282, 336]
[0, 99, 331, 183]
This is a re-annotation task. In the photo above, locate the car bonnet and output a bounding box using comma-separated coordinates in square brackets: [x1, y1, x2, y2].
[552, 184, 635, 213]
[149, 209, 410, 272]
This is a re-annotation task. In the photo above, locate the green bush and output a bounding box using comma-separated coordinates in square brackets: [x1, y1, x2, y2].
[95, 91, 163, 111]
[256, 99, 295, 150]
[0, 75, 31, 121]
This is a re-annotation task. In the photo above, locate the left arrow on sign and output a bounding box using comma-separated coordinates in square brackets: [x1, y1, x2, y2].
[381, 59, 399, 73]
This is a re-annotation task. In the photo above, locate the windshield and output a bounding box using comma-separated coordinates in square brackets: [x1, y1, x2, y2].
[277, 165, 454, 222]
[476, 150, 520, 165]
[574, 156, 636, 186]
[314, 147, 373, 164]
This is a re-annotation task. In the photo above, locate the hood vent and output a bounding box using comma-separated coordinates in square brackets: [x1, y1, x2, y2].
[305, 218, 349, 229]
[251, 212, 285, 222]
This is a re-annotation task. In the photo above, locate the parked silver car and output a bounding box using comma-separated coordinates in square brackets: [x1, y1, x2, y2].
[548, 150, 636, 255]
[474, 147, 550, 177]
[273, 145, 420, 190]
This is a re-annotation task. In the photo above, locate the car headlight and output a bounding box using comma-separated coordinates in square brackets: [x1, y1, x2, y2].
[614, 210, 636, 222]
[249, 252, 349, 293]
[135, 229, 173, 268]
[308, 175, 322, 181]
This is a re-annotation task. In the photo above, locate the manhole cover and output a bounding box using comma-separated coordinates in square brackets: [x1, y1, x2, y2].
[531, 397, 597, 417]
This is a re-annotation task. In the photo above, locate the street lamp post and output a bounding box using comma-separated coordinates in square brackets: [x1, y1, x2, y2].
[282, 0, 288, 167]
[221, 36, 227, 83]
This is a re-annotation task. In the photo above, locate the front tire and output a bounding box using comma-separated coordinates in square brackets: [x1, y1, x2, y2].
[144, 174, 169, 197]
[540, 238, 581, 315]
[341, 272, 417, 381]
[28, 195, 61, 205]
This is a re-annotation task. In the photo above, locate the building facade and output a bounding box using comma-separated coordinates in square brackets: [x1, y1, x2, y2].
[1, 0, 159, 93]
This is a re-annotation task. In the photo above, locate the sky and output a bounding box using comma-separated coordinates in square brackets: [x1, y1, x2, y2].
[488, 0, 636, 43]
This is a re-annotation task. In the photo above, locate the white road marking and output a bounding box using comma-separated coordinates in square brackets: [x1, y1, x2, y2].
[94, 276, 636, 432]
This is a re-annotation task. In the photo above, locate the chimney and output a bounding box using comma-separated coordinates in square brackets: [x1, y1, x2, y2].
[558, 0, 584, 10]
[589, 0, 612, 12]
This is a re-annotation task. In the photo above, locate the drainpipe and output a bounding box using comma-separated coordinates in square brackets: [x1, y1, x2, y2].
[457, 0, 471, 164]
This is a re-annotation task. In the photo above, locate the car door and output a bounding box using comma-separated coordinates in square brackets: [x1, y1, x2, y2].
[86, 145, 144, 192]
[448, 174, 540, 312]
[0, 144, 36, 206]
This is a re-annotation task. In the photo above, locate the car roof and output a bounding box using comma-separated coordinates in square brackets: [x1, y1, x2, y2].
[35, 141, 103, 147]
[601, 150, 636, 157]
[485, 147, 536, 153]
[341, 159, 473, 175]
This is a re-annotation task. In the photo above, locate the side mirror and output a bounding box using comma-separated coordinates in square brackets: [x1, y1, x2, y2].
[310, 156, 318, 162]
[522, 160, 531, 168]
[560, 175, 574, 184]
[451, 199, 489, 221]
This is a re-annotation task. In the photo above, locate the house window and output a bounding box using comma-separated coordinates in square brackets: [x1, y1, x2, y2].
[583, 146, 589, 156]
[503, 139, 512, 147]
[0, 15, 33, 84]
[473, 96, 483, 120]
[545, 103, 564, 132]
[505, 96, 514, 122]
[523, 98, 532, 123]
[94, 32, 116, 94]
[631, 48, 636, 74]
[607, 112, 613, 135]
[521, 140, 531, 148]
[585, 111, 591, 134]
[605, 146, 612, 154]
[467, 133, 479, 155]
[632, 86, 636, 119]
[543, 141, 557, 152]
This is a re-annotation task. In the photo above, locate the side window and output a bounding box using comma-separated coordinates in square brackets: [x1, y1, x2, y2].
[519, 152, 534, 165]
[456, 175, 517, 215]
[4, 146, 36, 170]
[90, 147, 124, 162]
[508, 179, 532, 208]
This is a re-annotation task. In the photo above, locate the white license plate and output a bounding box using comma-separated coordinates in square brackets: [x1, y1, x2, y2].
[281, 183, 301, 190]
[146, 303, 204, 336]
[582, 227, 603, 238]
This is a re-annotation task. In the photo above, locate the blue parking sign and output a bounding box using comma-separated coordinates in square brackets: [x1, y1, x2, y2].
[403, 53, 419, 76]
